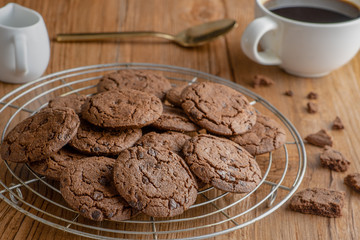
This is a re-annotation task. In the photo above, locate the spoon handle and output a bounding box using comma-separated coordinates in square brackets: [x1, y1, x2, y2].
[56, 31, 175, 42]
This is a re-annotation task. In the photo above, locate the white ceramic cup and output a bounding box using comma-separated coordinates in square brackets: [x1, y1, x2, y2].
[0, 3, 50, 84]
[241, 0, 360, 77]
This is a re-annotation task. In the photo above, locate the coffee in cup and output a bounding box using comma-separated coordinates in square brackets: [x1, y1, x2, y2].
[241, 0, 360, 77]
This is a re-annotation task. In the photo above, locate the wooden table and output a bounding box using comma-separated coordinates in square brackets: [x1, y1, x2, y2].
[0, 0, 359, 239]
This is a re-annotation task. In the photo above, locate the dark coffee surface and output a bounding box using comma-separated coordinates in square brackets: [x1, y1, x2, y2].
[270, 6, 357, 23]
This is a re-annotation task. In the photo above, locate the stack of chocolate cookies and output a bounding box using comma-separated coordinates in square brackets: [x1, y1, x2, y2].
[0, 69, 286, 222]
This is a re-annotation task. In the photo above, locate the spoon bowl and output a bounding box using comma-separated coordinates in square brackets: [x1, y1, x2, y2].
[56, 19, 238, 47]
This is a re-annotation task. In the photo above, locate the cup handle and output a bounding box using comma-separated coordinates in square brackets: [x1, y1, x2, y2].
[13, 35, 28, 75]
[241, 16, 281, 65]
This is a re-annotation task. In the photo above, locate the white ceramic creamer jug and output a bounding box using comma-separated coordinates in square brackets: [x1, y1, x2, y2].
[0, 3, 50, 84]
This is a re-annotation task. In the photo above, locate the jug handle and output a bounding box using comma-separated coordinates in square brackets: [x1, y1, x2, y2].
[13, 35, 28, 75]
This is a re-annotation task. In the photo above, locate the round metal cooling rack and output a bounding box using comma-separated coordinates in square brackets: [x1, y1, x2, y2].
[0, 63, 306, 240]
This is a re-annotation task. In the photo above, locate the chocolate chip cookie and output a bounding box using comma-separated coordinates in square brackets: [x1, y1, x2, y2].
[135, 131, 190, 155]
[1, 107, 80, 163]
[230, 114, 286, 156]
[97, 70, 171, 100]
[81, 89, 163, 128]
[151, 105, 200, 132]
[29, 146, 86, 180]
[182, 134, 262, 193]
[165, 84, 187, 107]
[289, 188, 345, 217]
[69, 120, 142, 156]
[113, 146, 198, 217]
[181, 82, 256, 136]
[60, 156, 137, 221]
[48, 94, 88, 114]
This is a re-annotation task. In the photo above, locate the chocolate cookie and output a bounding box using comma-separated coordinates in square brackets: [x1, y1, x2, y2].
[113, 146, 198, 217]
[344, 173, 360, 192]
[151, 105, 200, 132]
[60, 156, 137, 221]
[97, 70, 171, 100]
[182, 134, 262, 193]
[29, 146, 86, 180]
[48, 94, 88, 114]
[69, 120, 142, 156]
[181, 82, 256, 136]
[81, 89, 163, 128]
[135, 131, 190, 155]
[0, 107, 80, 163]
[230, 114, 286, 156]
[165, 84, 187, 107]
[320, 146, 350, 172]
[289, 188, 345, 218]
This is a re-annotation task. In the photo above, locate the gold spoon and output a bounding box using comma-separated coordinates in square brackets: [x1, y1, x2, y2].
[56, 19, 237, 47]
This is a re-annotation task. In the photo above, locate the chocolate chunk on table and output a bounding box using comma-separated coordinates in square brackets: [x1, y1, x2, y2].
[332, 116, 344, 130]
[307, 92, 318, 99]
[307, 102, 318, 113]
[284, 90, 293, 96]
[252, 74, 274, 88]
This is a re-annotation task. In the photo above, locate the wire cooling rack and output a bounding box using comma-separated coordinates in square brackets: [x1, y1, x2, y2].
[0, 63, 306, 240]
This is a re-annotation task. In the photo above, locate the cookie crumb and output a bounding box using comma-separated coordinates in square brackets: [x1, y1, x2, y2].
[289, 188, 345, 218]
[284, 90, 293, 96]
[307, 102, 318, 113]
[320, 146, 350, 172]
[305, 129, 333, 147]
[307, 92, 318, 99]
[252, 74, 274, 88]
[344, 173, 360, 192]
[332, 116, 344, 130]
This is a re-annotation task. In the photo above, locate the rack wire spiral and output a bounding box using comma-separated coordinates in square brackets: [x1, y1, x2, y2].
[0, 63, 306, 240]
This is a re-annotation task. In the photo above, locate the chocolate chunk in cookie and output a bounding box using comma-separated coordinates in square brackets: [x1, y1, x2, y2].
[230, 114, 286, 156]
[151, 105, 200, 132]
[60, 156, 137, 221]
[69, 120, 142, 156]
[135, 131, 190, 155]
[48, 94, 88, 114]
[332, 116, 344, 130]
[182, 134, 262, 193]
[305, 129, 333, 147]
[29, 146, 86, 180]
[81, 89, 163, 128]
[320, 146, 350, 172]
[344, 173, 360, 192]
[114, 146, 198, 217]
[165, 84, 187, 107]
[181, 82, 256, 136]
[97, 70, 171, 100]
[1, 107, 80, 163]
[289, 188, 345, 218]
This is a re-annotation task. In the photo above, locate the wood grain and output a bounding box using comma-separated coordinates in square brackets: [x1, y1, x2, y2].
[0, 0, 359, 239]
